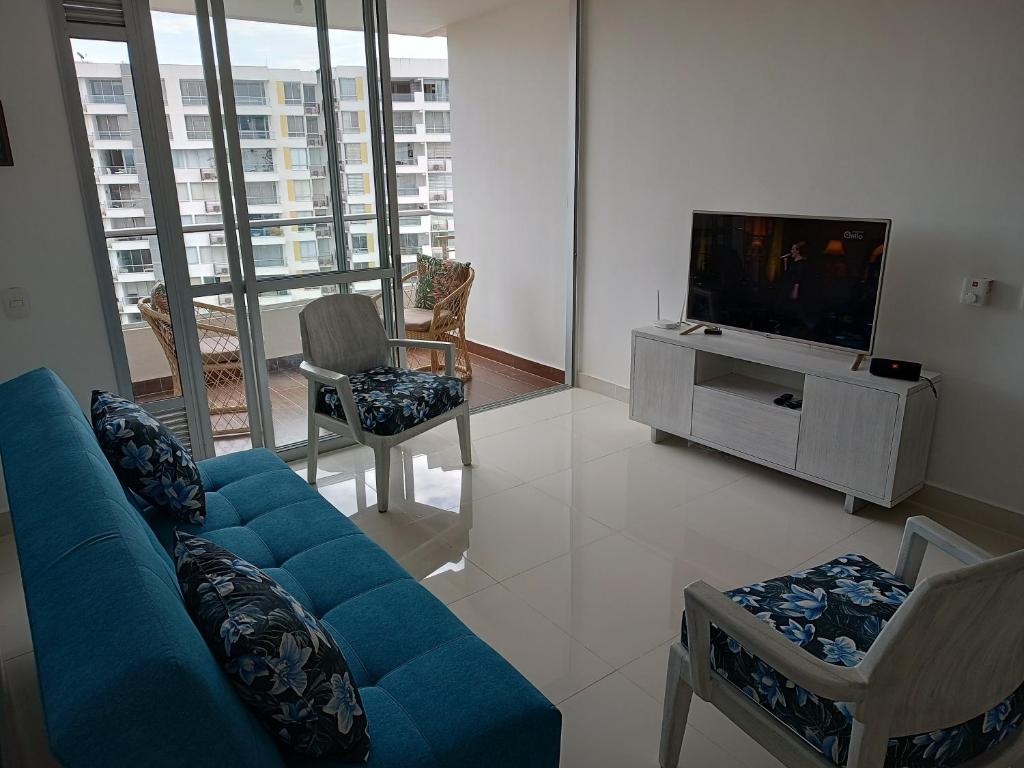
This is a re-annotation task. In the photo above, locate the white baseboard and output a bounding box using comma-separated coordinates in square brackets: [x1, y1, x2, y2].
[576, 372, 629, 403]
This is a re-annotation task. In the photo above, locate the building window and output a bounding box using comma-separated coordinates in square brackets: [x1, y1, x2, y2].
[391, 79, 415, 102]
[98, 148, 135, 174]
[397, 176, 419, 196]
[298, 240, 318, 262]
[180, 79, 208, 105]
[95, 114, 129, 140]
[338, 77, 357, 101]
[399, 232, 426, 255]
[286, 115, 305, 138]
[245, 181, 278, 205]
[233, 80, 267, 105]
[305, 116, 319, 135]
[340, 111, 360, 133]
[423, 79, 448, 102]
[350, 234, 369, 254]
[395, 142, 417, 166]
[428, 172, 453, 191]
[348, 203, 370, 215]
[107, 183, 143, 207]
[290, 147, 309, 170]
[185, 114, 212, 140]
[293, 179, 312, 201]
[237, 115, 270, 139]
[253, 244, 285, 267]
[108, 216, 147, 230]
[87, 78, 125, 104]
[425, 111, 450, 134]
[345, 174, 366, 195]
[176, 182, 189, 202]
[195, 214, 223, 225]
[189, 182, 219, 201]
[302, 83, 317, 105]
[116, 249, 154, 273]
[242, 148, 274, 172]
[426, 142, 452, 160]
[282, 81, 302, 104]
[392, 112, 416, 134]
[343, 143, 362, 163]
[171, 148, 216, 169]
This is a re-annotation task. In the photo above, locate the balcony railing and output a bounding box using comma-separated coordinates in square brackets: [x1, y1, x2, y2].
[393, 124, 417, 135]
[427, 160, 449, 171]
[187, 129, 213, 140]
[310, 165, 327, 178]
[107, 198, 146, 209]
[98, 165, 137, 175]
[205, 201, 222, 213]
[426, 124, 450, 135]
[423, 92, 448, 103]
[89, 94, 126, 104]
[392, 92, 415, 102]
[235, 95, 268, 106]
[209, 233, 226, 245]
[239, 129, 271, 140]
[95, 130, 131, 140]
[117, 263, 154, 274]
[250, 226, 283, 237]
[200, 167, 218, 180]
[181, 96, 208, 106]
[306, 135, 324, 147]
[312, 195, 329, 207]
[397, 187, 420, 197]
[243, 164, 275, 173]
[304, 104, 320, 115]
[248, 196, 278, 205]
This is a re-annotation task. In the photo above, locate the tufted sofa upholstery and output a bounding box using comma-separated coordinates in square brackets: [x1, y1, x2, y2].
[0, 368, 561, 767]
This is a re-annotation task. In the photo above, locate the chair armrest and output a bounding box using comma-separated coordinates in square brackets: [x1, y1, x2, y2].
[298, 362, 365, 441]
[389, 339, 455, 377]
[684, 580, 867, 704]
[894, 515, 993, 586]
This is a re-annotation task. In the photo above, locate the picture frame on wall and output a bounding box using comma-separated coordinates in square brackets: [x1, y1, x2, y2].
[0, 101, 13, 166]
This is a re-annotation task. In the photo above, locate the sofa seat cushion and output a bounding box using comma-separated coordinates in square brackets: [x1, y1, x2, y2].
[91, 389, 206, 523]
[681, 554, 1024, 767]
[175, 532, 370, 760]
[316, 366, 465, 437]
[159, 448, 561, 768]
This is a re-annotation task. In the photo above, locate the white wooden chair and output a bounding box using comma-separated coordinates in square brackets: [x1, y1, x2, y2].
[298, 294, 471, 512]
[660, 515, 1024, 768]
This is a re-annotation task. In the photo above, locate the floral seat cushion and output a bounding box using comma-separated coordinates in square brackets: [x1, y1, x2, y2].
[681, 554, 1024, 767]
[316, 366, 465, 437]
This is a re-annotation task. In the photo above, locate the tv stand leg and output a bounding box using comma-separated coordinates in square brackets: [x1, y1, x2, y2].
[651, 427, 671, 444]
[851, 354, 866, 371]
[844, 494, 868, 515]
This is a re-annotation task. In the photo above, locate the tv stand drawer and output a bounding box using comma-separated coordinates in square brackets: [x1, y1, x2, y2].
[691, 386, 800, 468]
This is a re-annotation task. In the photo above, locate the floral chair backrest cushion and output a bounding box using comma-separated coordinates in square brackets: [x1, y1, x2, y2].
[175, 532, 370, 760]
[413, 255, 471, 310]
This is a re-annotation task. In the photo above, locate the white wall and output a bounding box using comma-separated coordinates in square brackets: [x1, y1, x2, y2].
[0, 0, 117, 402]
[447, 0, 574, 371]
[580, 0, 1024, 512]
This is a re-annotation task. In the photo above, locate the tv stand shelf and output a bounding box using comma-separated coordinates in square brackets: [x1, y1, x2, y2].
[629, 326, 941, 512]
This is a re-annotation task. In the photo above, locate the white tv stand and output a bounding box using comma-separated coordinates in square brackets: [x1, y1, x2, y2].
[629, 327, 940, 512]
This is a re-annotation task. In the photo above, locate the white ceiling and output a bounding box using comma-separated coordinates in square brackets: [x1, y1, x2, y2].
[151, 0, 520, 36]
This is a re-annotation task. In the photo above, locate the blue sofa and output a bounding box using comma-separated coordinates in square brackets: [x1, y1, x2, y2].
[0, 368, 561, 767]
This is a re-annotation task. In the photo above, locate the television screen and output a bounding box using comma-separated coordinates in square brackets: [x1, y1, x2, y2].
[686, 211, 890, 353]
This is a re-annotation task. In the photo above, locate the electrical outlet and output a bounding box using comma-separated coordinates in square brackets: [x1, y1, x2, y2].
[3, 287, 30, 319]
[960, 277, 994, 306]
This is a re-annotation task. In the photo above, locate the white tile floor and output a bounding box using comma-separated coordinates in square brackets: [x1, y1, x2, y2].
[2, 387, 1023, 767]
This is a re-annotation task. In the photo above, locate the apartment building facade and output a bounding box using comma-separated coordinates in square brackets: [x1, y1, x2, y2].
[76, 58, 452, 323]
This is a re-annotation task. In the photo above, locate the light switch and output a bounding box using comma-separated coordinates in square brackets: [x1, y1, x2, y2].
[3, 287, 31, 319]
[960, 277, 994, 306]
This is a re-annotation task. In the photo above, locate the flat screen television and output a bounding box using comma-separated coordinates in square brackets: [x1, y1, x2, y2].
[685, 211, 891, 354]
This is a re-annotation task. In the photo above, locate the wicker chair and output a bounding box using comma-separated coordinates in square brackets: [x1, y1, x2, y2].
[138, 290, 249, 437]
[373, 262, 475, 380]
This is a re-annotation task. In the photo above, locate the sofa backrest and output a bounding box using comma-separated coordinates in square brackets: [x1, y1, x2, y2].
[0, 369, 281, 767]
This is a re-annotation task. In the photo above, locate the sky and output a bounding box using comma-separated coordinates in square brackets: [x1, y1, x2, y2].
[72, 11, 447, 68]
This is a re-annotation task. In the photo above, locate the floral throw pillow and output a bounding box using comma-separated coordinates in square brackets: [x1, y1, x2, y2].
[413, 255, 470, 310]
[91, 390, 206, 524]
[175, 533, 370, 761]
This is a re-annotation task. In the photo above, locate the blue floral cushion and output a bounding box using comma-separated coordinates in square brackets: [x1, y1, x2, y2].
[681, 554, 1024, 767]
[174, 532, 370, 761]
[91, 390, 206, 524]
[316, 366, 465, 437]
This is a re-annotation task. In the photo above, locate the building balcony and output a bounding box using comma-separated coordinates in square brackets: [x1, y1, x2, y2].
[238, 130, 271, 140]
[304, 103, 320, 115]
[93, 130, 131, 141]
[186, 130, 213, 140]
[88, 94, 126, 104]
[205, 200, 222, 213]
[306, 135, 325, 147]
[309, 165, 327, 178]
[200, 167, 218, 180]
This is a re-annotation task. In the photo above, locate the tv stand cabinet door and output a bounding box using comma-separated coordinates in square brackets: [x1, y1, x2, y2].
[796, 377, 899, 499]
[630, 337, 695, 437]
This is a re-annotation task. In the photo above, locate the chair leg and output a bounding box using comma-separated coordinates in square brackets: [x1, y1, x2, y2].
[456, 413, 472, 466]
[306, 389, 319, 486]
[374, 444, 391, 513]
[847, 720, 890, 768]
[659, 643, 693, 768]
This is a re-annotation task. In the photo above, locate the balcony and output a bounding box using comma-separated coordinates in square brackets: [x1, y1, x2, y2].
[98, 165, 137, 176]
[107, 198, 146, 209]
[393, 124, 418, 135]
[200, 167, 218, 180]
[209, 233, 226, 245]
[235, 95, 268, 106]
[95, 130, 131, 140]
[205, 201, 222, 213]
[312, 195, 330, 208]
[306, 135, 325, 147]
[239, 130, 271, 140]
[304, 103, 321, 115]
[310, 165, 327, 178]
[88, 94, 126, 104]
[181, 96, 208, 106]
[186, 129, 213, 140]
[427, 159, 450, 171]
